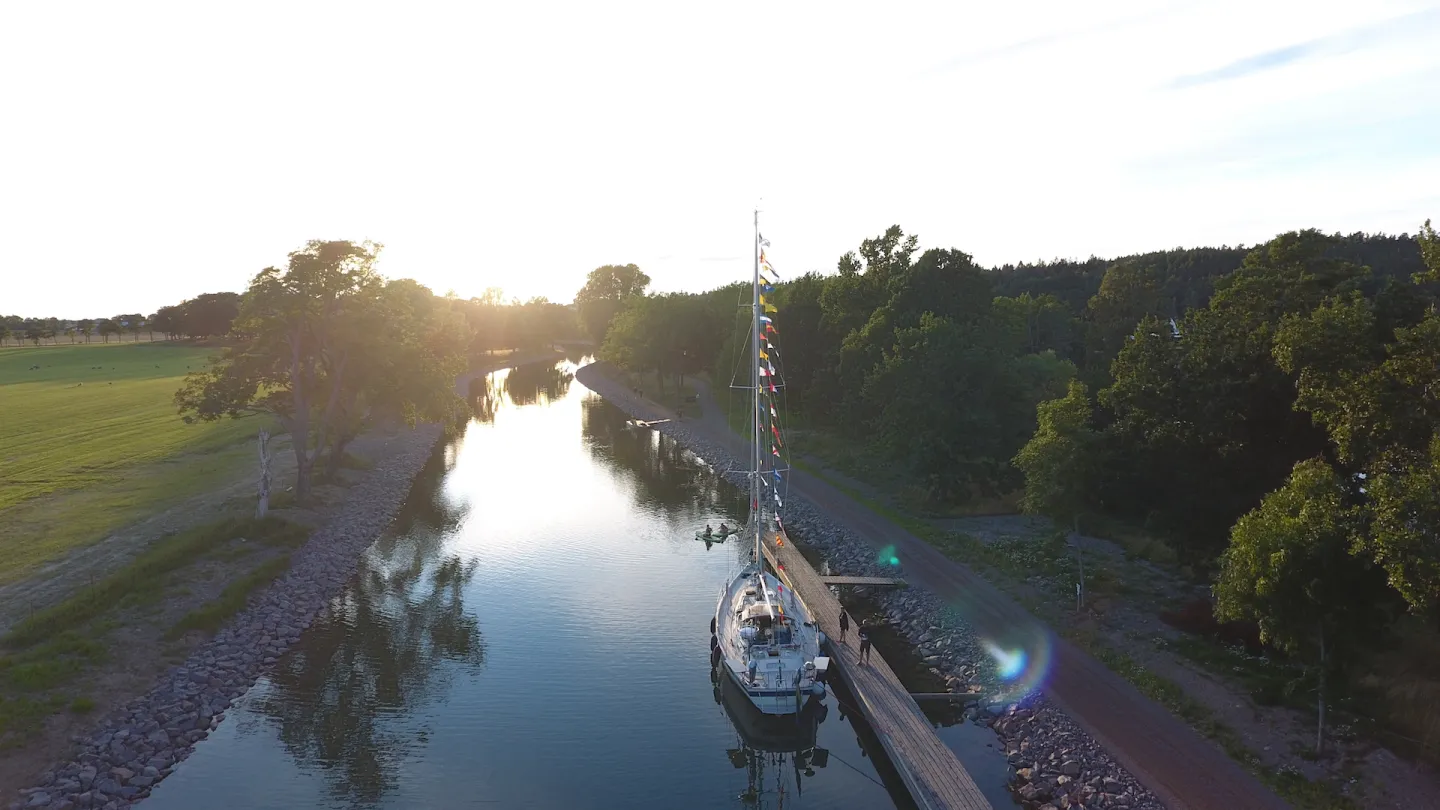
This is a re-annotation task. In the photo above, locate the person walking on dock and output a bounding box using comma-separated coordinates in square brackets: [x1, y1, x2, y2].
[858, 625, 872, 664]
[838, 608, 851, 643]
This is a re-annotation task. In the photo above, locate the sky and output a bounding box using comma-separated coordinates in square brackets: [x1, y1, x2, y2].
[3, 0, 1439, 317]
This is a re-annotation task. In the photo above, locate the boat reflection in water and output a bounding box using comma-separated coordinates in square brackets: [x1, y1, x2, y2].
[714, 668, 830, 807]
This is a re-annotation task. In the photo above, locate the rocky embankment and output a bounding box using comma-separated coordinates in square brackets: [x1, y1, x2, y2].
[576, 363, 1163, 810]
[9, 425, 444, 810]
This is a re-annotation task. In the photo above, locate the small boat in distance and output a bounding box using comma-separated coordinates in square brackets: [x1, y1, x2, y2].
[695, 525, 742, 543]
[710, 211, 828, 715]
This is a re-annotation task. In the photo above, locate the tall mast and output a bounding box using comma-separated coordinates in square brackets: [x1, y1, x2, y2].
[752, 208, 763, 567]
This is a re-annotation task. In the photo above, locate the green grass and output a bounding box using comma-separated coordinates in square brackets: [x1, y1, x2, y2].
[0, 694, 65, 747]
[68, 696, 95, 714]
[2, 516, 306, 649]
[166, 554, 293, 639]
[0, 631, 108, 691]
[1072, 635, 1357, 809]
[0, 343, 265, 583]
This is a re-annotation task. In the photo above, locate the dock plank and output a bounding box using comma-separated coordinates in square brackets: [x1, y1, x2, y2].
[763, 536, 992, 810]
[818, 575, 908, 588]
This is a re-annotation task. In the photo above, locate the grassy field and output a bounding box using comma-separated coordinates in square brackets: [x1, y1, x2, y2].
[0, 342, 259, 584]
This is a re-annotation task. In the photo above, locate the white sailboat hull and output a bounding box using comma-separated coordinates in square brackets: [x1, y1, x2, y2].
[714, 559, 825, 716]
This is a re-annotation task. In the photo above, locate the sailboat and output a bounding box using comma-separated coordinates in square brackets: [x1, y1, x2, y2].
[710, 212, 829, 715]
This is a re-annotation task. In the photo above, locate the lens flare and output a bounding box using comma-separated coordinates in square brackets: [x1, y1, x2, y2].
[983, 641, 1027, 681]
[878, 545, 901, 567]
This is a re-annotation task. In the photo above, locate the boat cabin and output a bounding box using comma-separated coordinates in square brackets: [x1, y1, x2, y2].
[738, 602, 793, 649]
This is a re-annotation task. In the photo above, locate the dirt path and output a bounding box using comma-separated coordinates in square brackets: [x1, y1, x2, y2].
[668, 373, 1288, 810]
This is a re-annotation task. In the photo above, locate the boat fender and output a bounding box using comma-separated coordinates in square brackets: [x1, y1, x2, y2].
[710, 634, 719, 650]
[710, 617, 716, 634]
[710, 647, 722, 668]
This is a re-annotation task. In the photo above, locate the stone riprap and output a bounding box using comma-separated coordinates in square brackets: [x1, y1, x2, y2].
[575, 363, 1163, 810]
[8, 424, 443, 810]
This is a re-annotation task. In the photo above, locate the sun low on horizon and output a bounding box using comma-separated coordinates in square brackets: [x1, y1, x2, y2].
[3, 0, 1438, 318]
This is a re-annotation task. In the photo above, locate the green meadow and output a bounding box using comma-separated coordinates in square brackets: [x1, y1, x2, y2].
[0, 343, 259, 584]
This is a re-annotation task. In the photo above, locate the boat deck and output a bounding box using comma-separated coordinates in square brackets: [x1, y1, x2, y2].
[761, 535, 993, 810]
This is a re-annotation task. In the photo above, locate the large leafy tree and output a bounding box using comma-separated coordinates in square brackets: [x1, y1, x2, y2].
[1215, 458, 1392, 753]
[574, 263, 650, 343]
[176, 241, 387, 501]
[1098, 231, 1367, 557]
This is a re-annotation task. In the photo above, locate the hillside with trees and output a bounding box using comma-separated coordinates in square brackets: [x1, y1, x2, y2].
[587, 219, 1440, 777]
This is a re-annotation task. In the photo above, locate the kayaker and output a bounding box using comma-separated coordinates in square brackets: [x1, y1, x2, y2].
[704, 524, 714, 538]
[718, 522, 729, 536]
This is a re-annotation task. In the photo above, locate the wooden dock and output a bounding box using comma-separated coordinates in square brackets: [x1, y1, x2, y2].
[762, 536, 993, 810]
[818, 575, 908, 588]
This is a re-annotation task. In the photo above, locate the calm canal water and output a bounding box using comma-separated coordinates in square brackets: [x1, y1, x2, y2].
[144, 359, 1014, 809]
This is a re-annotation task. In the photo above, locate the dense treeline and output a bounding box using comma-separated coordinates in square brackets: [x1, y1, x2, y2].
[588, 220, 1440, 754]
[2, 292, 242, 346]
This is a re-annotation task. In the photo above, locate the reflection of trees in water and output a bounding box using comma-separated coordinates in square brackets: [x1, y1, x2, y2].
[503, 361, 573, 407]
[258, 444, 483, 804]
[467, 374, 499, 424]
[580, 395, 746, 519]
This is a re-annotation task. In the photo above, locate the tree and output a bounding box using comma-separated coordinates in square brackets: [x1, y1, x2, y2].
[319, 278, 470, 476]
[1084, 259, 1167, 383]
[181, 293, 240, 338]
[176, 240, 385, 501]
[1215, 458, 1391, 754]
[574, 263, 650, 343]
[97, 319, 120, 343]
[1014, 379, 1099, 608]
[76, 319, 94, 343]
[149, 307, 181, 340]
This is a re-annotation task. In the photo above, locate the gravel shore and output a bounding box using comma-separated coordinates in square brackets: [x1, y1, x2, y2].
[576, 363, 1164, 810]
[9, 424, 443, 810]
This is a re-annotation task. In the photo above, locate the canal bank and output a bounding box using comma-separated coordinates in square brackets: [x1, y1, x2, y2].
[5, 352, 568, 810]
[574, 362, 1165, 810]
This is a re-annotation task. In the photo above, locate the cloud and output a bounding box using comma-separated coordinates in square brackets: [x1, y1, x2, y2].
[1167, 6, 1440, 89]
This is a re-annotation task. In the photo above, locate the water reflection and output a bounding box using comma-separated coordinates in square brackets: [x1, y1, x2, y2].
[580, 395, 746, 519]
[467, 374, 499, 425]
[715, 672, 830, 807]
[503, 361, 573, 406]
[255, 449, 485, 804]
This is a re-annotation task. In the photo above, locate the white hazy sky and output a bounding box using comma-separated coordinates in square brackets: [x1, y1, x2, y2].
[3, 0, 1439, 317]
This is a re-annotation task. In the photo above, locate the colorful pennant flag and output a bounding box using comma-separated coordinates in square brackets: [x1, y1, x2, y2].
[764, 302, 777, 313]
[759, 233, 771, 248]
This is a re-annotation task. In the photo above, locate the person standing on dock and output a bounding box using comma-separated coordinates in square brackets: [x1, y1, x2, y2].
[838, 608, 851, 643]
[858, 625, 872, 664]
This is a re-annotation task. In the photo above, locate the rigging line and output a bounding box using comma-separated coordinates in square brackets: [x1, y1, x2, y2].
[824, 748, 887, 789]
